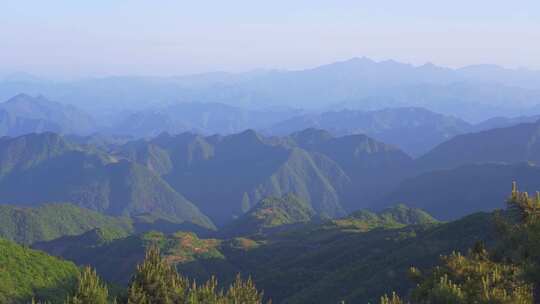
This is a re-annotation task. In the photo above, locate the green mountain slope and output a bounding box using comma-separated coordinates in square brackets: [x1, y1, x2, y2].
[290, 129, 414, 211]
[0, 238, 79, 304]
[119, 130, 349, 225]
[344, 204, 438, 230]
[0, 203, 133, 245]
[221, 194, 316, 237]
[0, 133, 215, 230]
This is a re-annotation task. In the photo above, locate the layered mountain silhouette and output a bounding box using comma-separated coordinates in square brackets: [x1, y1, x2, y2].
[2, 58, 540, 122]
[288, 128, 414, 210]
[118, 130, 351, 225]
[269, 107, 470, 156]
[111, 102, 301, 137]
[2, 117, 540, 231]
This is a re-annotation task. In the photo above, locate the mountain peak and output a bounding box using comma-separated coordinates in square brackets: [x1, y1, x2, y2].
[346, 56, 376, 64]
[228, 129, 263, 144]
[290, 128, 334, 147]
[5, 93, 35, 103]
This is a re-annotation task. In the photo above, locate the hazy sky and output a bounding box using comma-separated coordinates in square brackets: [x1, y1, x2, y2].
[2, 0, 539, 77]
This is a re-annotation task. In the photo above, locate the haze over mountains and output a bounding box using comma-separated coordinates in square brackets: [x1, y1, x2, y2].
[2, 58, 540, 122]
[2, 89, 540, 157]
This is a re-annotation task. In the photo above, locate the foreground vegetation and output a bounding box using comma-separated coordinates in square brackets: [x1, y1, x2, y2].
[7, 185, 540, 303]
[381, 182, 540, 303]
[64, 246, 266, 304]
[32, 205, 491, 303]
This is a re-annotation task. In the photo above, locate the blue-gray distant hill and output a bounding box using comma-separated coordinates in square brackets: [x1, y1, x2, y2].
[0, 94, 95, 136]
[110, 102, 301, 137]
[268, 107, 471, 156]
[417, 119, 540, 170]
[374, 120, 540, 220]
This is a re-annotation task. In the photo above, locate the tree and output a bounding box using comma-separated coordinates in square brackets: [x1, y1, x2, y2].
[126, 284, 148, 304]
[409, 247, 532, 304]
[500, 182, 540, 303]
[225, 274, 264, 304]
[65, 266, 109, 304]
[380, 292, 406, 304]
[124, 245, 269, 303]
[385, 183, 540, 303]
[185, 277, 224, 304]
[126, 244, 188, 304]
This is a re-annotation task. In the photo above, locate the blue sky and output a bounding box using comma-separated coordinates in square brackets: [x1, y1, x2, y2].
[1, 0, 539, 77]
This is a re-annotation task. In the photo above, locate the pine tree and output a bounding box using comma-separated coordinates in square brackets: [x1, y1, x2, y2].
[409, 248, 532, 304]
[380, 292, 406, 304]
[185, 277, 224, 304]
[126, 244, 188, 304]
[126, 284, 149, 304]
[502, 182, 540, 303]
[225, 274, 264, 304]
[65, 266, 109, 304]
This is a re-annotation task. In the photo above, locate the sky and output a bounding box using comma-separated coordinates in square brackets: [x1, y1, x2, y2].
[1, 0, 539, 78]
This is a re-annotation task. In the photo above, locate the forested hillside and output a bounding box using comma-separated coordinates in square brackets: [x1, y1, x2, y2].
[0, 238, 79, 303]
[0, 203, 132, 244]
[33, 205, 496, 303]
[0, 133, 215, 229]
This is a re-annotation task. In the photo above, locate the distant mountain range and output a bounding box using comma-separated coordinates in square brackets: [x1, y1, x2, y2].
[2, 93, 539, 158]
[2, 58, 540, 122]
[110, 102, 302, 137]
[1, 114, 540, 232]
[268, 107, 471, 156]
